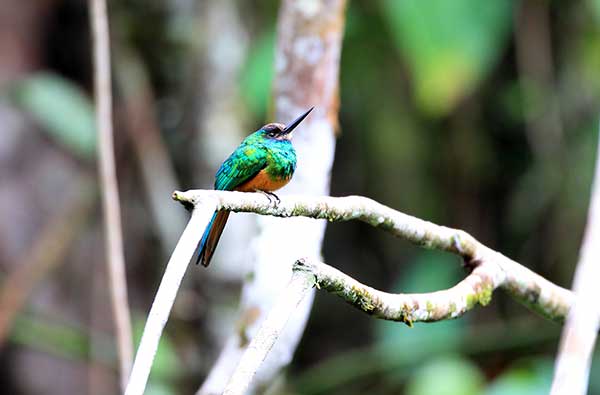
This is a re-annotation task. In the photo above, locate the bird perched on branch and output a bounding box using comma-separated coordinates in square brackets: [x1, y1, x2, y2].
[195, 107, 314, 267]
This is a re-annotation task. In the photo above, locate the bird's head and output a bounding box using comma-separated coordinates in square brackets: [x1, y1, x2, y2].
[260, 107, 313, 140]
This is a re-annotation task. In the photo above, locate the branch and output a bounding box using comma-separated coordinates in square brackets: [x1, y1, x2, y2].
[294, 259, 495, 325]
[124, 202, 217, 395]
[223, 268, 316, 395]
[174, 189, 574, 322]
[551, 125, 600, 395]
[129, 187, 573, 394]
[89, 0, 133, 390]
[224, 256, 517, 392]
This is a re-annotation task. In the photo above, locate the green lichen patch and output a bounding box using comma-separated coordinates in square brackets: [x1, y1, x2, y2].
[466, 282, 494, 309]
[348, 285, 376, 313]
[478, 284, 493, 306]
[172, 191, 195, 211]
[465, 294, 477, 310]
[399, 310, 414, 327]
[448, 302, 457, 314]
[390, 303, 414, 327]
[426, 301, 435, 315]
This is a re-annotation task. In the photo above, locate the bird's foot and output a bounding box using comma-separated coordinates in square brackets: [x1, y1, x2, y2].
[258, 190, 281, 207]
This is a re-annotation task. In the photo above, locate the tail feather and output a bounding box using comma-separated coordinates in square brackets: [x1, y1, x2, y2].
[195, 211, 230, 267]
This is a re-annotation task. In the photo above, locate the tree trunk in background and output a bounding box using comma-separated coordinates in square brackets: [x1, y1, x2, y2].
[192, 0, 258, 365]
[198, 0, 346, 393]
[195, 0, 255, 281]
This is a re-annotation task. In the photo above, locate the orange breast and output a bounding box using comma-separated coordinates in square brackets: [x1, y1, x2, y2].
[235, 169, 291, 192]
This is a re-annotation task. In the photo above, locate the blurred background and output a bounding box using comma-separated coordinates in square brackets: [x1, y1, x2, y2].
[1, 0, 600, 394]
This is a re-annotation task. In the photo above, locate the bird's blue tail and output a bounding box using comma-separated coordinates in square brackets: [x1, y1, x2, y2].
[194, 210, 230, 267]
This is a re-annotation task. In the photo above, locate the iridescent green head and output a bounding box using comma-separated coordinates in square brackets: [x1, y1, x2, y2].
[259, 107, 314, 140]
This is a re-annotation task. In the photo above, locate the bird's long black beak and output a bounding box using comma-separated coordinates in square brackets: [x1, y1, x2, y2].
[283, 107, 314, 135]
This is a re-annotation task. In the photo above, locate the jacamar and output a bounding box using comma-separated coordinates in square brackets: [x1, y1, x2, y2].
[195, 107, 314, 267]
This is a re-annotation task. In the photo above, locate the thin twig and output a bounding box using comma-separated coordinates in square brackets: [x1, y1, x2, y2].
[174, 189, 574, 322]
[124, 202, 217, 395]
[89, 0, 133, 390]
[551, 126, 600, 395]
[223, 267, 316, 395]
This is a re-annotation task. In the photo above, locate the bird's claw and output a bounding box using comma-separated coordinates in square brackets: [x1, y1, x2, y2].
[258, 190, 281, 207]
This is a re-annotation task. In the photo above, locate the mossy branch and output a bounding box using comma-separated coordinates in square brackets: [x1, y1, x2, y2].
[294, 258, 495, 326]
[174, 189, 573, 323]
[225, 257, 500, 394]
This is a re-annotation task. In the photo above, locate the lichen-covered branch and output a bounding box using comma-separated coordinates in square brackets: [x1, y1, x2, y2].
[174, 189, 574, 322]
[224, 256, 513, 393]
[295, 259, 497, 326]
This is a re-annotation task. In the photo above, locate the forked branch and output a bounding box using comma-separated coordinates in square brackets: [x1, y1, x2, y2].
[127, 189, 575, 395]
[174, 189, 573, 323]
[222, 254, 563, 395]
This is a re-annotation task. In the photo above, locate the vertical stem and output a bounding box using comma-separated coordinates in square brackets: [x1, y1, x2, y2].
[223, 270, 315, 395]
[89, 0, 133, 390]
[125, 204, 216, 395]
[551, 124, 600, 394]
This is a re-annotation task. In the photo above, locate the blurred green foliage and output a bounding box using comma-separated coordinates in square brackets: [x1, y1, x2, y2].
[375, 251, 465, 362]
[406, 355, 485, 395]
[240, 31, 276, 116]
[12, 314, 96, 363]
[12, 72, 97, 159]
[381, 0, 513, 115]
[133, 317, 182, 383]
[406, 356, 554, 395]
[484, 358, 553, 395]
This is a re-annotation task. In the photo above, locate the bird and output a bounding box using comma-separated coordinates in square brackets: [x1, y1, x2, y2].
[194, 107, 314, 267]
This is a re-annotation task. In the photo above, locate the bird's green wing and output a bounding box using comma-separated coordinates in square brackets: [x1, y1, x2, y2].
[214, 145, 267, 191]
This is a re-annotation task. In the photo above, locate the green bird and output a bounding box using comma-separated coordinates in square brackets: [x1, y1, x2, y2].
[195, 107, 314, 267]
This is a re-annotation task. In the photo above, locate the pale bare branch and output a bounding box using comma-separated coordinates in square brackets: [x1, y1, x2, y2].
[223, 268, 315, 395]
[551, 126, 600, 395]
[124, 202, 217, 395]
[89, 0, 133, 390]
